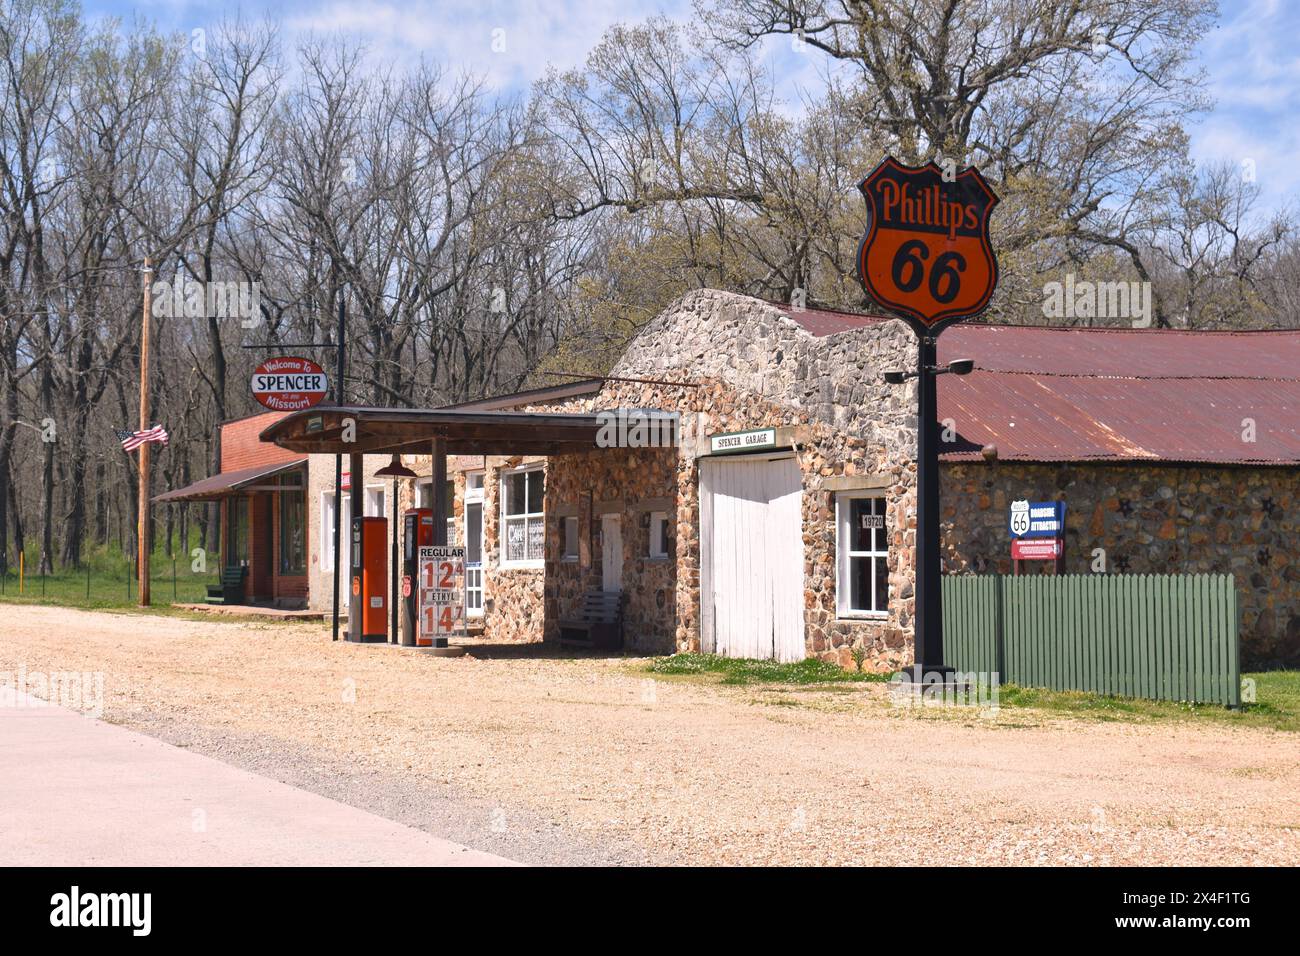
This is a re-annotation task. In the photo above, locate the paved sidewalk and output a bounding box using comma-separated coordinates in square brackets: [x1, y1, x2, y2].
[0, 688, 515, 866]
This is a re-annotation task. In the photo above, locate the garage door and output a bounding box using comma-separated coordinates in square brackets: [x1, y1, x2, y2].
[700, 454, 805, 662]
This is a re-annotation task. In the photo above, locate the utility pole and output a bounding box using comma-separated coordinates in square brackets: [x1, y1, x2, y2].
[138, 257, 153, 607]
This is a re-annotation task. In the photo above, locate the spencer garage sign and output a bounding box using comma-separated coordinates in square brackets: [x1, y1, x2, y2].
[250, 356, 329, 412]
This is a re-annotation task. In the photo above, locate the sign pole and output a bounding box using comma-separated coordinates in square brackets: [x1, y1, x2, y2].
[138, 257, 153, 607]
[910, 334, 949, 680]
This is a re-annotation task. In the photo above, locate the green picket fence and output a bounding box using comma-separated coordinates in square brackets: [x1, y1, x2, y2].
[942, 574, 1240, 706]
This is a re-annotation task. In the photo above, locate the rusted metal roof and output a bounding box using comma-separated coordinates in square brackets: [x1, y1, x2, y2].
[939, 326, 1300, 465]
[772, 301, 1300, 465]
[941, 324, 1300, 379]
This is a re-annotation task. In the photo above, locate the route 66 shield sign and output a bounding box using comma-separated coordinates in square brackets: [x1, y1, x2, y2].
[856, 156, 999, 336]
[1009, 500, 1031, 537]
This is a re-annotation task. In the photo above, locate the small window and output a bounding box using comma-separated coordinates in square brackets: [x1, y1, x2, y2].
[501, 467, 544, 566]
[648, 511, 669, 559]
[836, 493, 889, 617]
[560, 516, 579, 561]
[364, 485, 385, 517]
[466, 471, 485, 492]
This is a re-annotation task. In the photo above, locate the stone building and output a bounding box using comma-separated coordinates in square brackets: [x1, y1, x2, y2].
[251, 289, 1299, 668]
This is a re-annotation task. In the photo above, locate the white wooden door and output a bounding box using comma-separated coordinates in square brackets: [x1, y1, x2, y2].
[601, 513, 623, 592]
[701, 455, 804, 661]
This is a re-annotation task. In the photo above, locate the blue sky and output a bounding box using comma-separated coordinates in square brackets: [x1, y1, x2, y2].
[83, 0, 1300, 214]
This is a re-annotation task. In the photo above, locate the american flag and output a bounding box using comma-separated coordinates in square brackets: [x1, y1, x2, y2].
[115, 425, 169, 452]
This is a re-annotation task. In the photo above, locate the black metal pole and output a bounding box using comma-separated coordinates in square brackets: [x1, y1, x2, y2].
[390, 481, 399, 644]
[331, 294, 346, 642]
[912, 334, 951, 680]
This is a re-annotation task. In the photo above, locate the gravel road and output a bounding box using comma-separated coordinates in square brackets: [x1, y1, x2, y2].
[3, 606, 1297, 866]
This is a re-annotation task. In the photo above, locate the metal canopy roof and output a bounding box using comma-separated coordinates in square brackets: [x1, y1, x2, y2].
[152, 458, 307, 502]
[260, 406, 608, 457]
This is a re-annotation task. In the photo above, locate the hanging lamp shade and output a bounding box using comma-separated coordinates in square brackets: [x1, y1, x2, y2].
[374, 453, 417, 479]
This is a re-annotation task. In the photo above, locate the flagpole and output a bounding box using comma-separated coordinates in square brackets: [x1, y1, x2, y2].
[138, 257, 153, 607]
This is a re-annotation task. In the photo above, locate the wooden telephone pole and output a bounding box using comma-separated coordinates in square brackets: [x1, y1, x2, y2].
[138, 258, 153, 606]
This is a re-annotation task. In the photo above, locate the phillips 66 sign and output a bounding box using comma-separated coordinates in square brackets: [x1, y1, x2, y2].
[857, 157, 1000, 336]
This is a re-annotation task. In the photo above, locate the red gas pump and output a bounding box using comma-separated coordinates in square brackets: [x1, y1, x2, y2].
[349, 515, 388, 642]
[401, 508, 435, 646]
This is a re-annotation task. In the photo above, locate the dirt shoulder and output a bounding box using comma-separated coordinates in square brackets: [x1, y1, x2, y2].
[3, 606, 1297, 866]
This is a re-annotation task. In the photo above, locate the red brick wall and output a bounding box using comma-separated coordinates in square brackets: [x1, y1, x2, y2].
[220, 412, 300, 472]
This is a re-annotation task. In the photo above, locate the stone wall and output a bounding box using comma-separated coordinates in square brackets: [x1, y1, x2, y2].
[941, 461, 1300, 667]
[595, 289, 922, 668]
[523, 372, 918, 669]
[544, 445, 679, 652]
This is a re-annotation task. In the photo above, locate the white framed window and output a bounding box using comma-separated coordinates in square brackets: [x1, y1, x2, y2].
[320, 490, 352, 572]
[836, 493, 889, 618]
[364, 485, 385, 517]
[647, 511, 669, 559]
[500, 466, 544, 567]
[465, 471, 485, 495]
[560, 516, 579, 561]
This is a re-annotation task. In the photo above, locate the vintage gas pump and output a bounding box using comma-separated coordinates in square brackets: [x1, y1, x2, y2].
[349, 515, 388, 642]
[401, 508, 435, 646]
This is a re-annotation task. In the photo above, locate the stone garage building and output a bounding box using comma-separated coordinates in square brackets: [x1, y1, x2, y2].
[264, 289, 1300, 669]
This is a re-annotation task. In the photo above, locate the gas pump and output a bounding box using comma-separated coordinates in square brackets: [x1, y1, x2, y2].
[401, 508, 435, 646]
[349, 515, 388, 642]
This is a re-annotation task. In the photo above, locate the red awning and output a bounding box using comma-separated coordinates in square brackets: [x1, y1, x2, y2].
[152, 458, 307, 503]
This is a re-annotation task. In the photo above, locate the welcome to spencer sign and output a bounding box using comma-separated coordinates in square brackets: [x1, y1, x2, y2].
[250, 356, 329, 412]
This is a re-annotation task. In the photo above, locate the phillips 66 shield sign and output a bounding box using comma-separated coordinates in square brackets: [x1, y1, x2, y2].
[857, 157, 999, 336]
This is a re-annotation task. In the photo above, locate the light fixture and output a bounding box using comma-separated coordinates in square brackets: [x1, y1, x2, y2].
[883, 359, 975, 384]
[374, 453, 417, 479]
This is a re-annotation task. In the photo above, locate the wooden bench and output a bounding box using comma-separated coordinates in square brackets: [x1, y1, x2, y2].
[559, 590, 623, 650]
[205, 566, 247, 605]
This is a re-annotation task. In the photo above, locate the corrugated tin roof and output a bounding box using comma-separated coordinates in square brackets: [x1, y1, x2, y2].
[935, 325, 1300, 464]
[769, 301, 1300, 465]
[940, 324, 1300, 379]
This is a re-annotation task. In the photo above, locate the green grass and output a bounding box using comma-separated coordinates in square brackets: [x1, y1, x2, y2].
[646, 653, 1300, 732]
[648, 652, 890, 686]
[992, 670, 1300, 732]
[0, 560, 213, 610]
